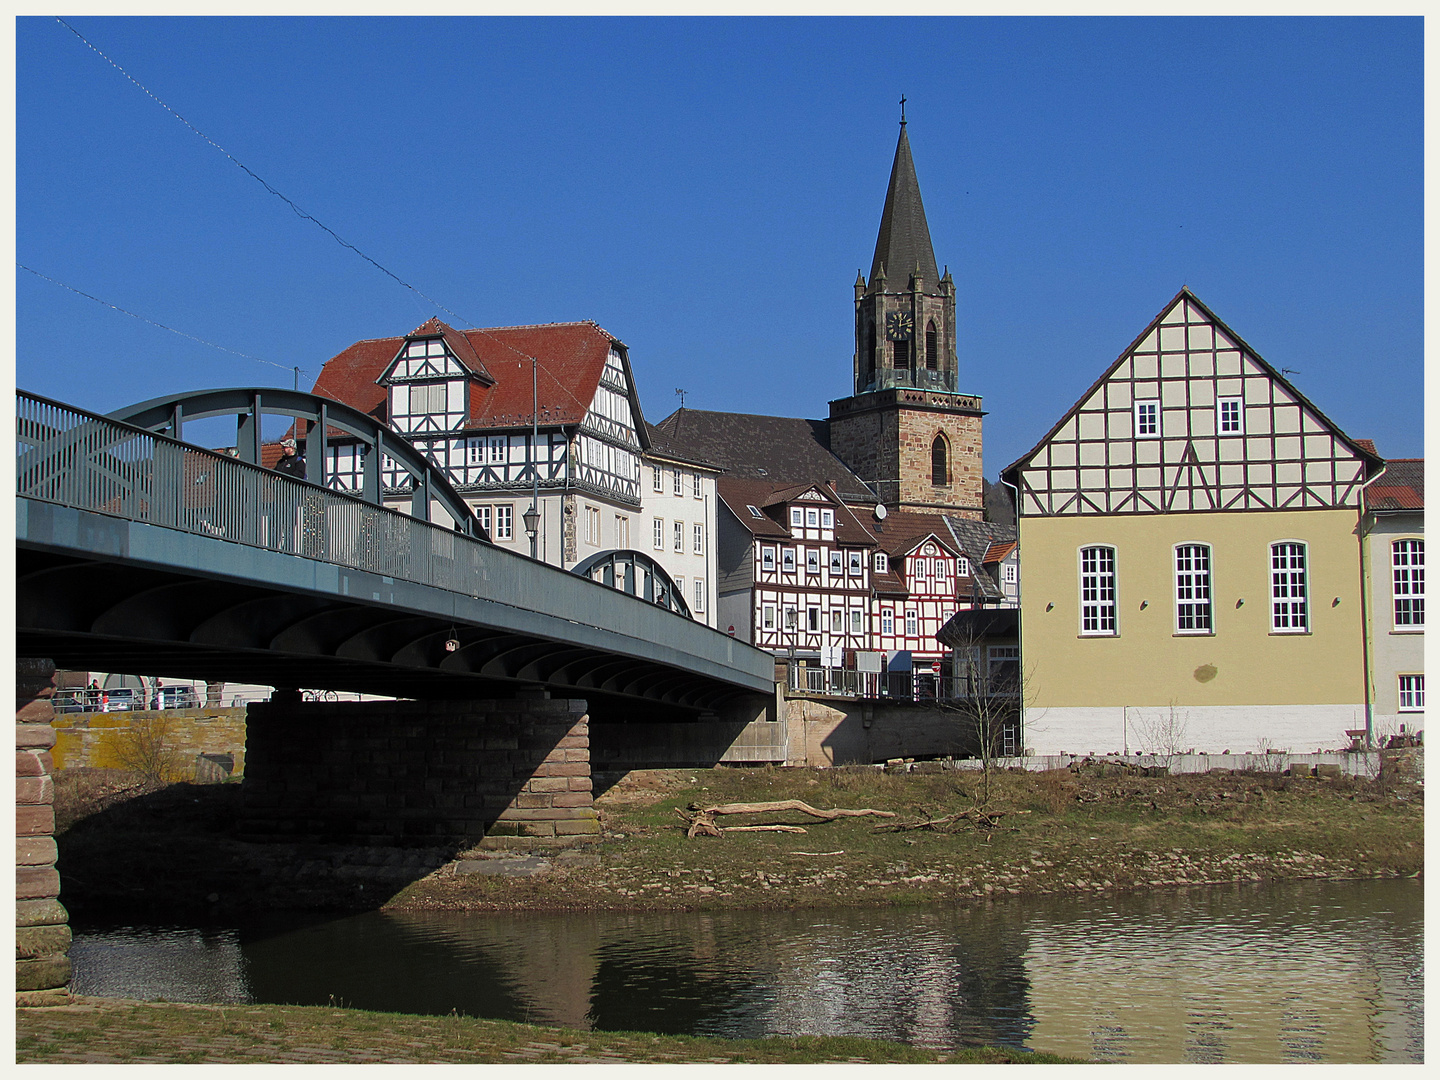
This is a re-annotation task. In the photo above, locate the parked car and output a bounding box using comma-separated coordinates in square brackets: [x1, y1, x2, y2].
[157, 686, 200, 710]
[51, 690, 86, 714]
[101, 688, 139, 712]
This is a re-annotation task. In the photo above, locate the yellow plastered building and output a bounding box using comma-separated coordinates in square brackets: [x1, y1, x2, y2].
[1001, 289, 1383, 756]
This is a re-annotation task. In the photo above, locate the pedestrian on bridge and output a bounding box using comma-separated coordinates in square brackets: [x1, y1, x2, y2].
[273, 438, 306, 479]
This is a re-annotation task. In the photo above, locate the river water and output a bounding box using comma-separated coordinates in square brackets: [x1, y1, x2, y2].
[70, 877, 1421, 1063]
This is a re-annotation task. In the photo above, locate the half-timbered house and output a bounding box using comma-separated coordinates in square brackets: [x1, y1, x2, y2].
[1002, 288, 1385, 756]
[867, 511, 967, 695]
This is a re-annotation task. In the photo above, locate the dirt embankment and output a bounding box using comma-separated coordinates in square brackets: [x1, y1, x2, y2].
[54, 761, 1422, 921]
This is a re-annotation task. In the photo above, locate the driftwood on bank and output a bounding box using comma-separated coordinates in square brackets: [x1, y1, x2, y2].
[873, 807, 1030, 833]
[676, 799, 895, 839]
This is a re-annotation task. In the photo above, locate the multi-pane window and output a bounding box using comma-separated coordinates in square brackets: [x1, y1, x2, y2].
[1398, 674, 1424, 711]
[881, 610, 894, 635]
[693, 524, 703, 555]
[615, 515, 629, 550]
[467, 438, 484, 465]
[692, 472, 702, 499]
[652, 517, 664, 550]
[1080, 546, 1117, 635]
[494, 504, 514, 541]
[653, 465, 663, 492]
[673, 468, 683, 496]
[821, 509, 835, 528]
[905, 610, 918, 636]
[1003, 563, 1017, 585]
[1393, 540, 1424, 627]
[848, 551, 862, 575]
[913, 558, 927, 577]
[830, 551, 843, 574]
[673, 522, 684, 552]
[488, 436, 506, 463]
[476, 505, 492, 535]
[782, 549, 796, 571]
[408, 382, 447, 415]
[957, 556, 971, 576]
[693, 579, 705, 612]
[761, 547, 776, 571]
[1135, 400, 1159, 438]
[586, 507, 601, 546]
[1271, 542, 1309, 632]
[806, 549, 820, 574]
[1218, 398, 1244, 435]
[806, 508, 819, 528]
[789, 507, 803, 527]
[1175, 544, 1212, 633]
[874, 553, 888, 574]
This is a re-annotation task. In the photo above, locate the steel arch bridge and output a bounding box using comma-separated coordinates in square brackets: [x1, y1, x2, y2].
[16, 389, 775, 721]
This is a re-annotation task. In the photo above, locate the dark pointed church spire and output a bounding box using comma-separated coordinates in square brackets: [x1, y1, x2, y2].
[868, 119, 939, 293]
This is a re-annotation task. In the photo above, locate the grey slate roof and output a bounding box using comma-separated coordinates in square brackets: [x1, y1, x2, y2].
[653, 408, 877, 505]
[642, 422, 722, 471]
[941, 516, 1018, 602]
[869, 124, 940, 290]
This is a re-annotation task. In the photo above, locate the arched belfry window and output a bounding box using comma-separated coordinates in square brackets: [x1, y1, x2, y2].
[926, 320, 939, 370]
[931, 434, 949, 486]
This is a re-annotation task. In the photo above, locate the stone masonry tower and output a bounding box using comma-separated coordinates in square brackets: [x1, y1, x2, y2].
[828, 114, 984, 518]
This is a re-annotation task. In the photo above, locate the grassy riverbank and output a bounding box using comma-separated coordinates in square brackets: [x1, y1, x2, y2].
[15, 997, 1077, 1064]
[53, 758, 1421, 921]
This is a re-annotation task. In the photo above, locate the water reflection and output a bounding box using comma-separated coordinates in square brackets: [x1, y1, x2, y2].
[70, 878, 1422, 1063]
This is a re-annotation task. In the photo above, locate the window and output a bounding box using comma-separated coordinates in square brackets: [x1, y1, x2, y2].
[674, 576, 685, 601]
[807, 607, 821, 632]
[586, 506, 601, 546]
[850, 608, 863, 633]
[693, 524, 704, 555]
[822, 509, 835, 528]
[806, 549, 820, 574]
[1135, 400, 1159, 437]
[830, 551, 843, 574]
[905, 609, 918, 636]
[409, 382, 446, 415]
[693, 579, 705, 611]
[782, 548, 796, 571]
[476, 505, 492, 535]
[653, 466, 663, 492]
[494, 504, 514, 541]
[763, 605, 776, 630]
[790, 507, 803, 528]
[761, 547, 776, 571]
[615, 515, 629, 549]
[932, 435, 949, 486]
[830, 609, 844, 634]
[988, 647, 1020, 696]
[893, 338, 909, 368]
[1175, 544, 1212, 633]
[848, 551, 862, 575]
[653, 517, 664, 550]
[674, 522, 684, 552]
[1218, 398, 1243, 435]
[1080, 546, 1117, 635]
[925, 320, 938, 369]
[1003, 563, 1017, 585]
[784, 607, 798, 630]
[747, 505, 764, 519]
[957, 556, 971, 576]
[467, 438, 484, 465]
[874, 553, 888, 573]
[693, 472, 702, 499]
[1398, 674, 1424, 711]
[673, 468, 683, 495]
[1271, 542, 1309, 632]
[881, 609, 894, 635]
[1393, 539, 1424, 627]
[806, 508, 819, 528]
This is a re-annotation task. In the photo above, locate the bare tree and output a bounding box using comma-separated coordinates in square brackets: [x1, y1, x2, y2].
[1129, 703, 1189, 773]
[112, 712, 184, 789]
[937, 628, 1024, 805]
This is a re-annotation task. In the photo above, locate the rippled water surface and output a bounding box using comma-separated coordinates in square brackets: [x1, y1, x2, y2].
[71, 877, 1422, 1063]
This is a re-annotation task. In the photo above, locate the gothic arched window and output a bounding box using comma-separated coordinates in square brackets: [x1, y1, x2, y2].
[931, 434, 949, 486]
[926, 320, 939, 369]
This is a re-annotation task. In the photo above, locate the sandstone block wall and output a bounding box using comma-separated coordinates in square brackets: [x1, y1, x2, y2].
[16, 658, 71, 1006]
[242, 695, 597, 844]
[51, 708, 248, 777]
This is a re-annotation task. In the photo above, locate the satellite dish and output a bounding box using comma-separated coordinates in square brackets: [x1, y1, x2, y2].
[874, 504, 888, 520]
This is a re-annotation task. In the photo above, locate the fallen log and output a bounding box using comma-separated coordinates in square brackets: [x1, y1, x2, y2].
[690, 800, 896, 820]
[874, 807, 1028, 832]
[723, 824, 808, 834]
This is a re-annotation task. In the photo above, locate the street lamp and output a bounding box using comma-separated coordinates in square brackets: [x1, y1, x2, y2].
[523, 503, 539, 559]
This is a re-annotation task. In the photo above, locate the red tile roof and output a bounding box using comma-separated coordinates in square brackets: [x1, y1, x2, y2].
[311, 320, 622, 431]
[984, 541, 1017, 564]
[1365, 458, 1424, 511]
[716, 477, 879, 547]
[866, 508, 959, 558]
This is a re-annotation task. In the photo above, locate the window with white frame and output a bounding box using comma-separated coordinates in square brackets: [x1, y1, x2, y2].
[615, 515, 629, 549]
[784, 606, 798, 630]
[467, 438, 484, 465]
[790, 507, 803, 528]
[761, 547, 776, 571]
[494, 504, 514, 541]
[875, 553, 888, 574]
[782, 548, 796, 571]
[830, 551, 843, 574]
[1003, 563, 1017, 585]
[475, 505, 492, 535]
[653, 466, 663, 492]
[1270, 542, 1309, 632]
[881, 609, 894, 635]
[1175, 544, 1212, 632]
[1393, 539, 1424, 627]
[807, 607, 821, 632]
[905, 609, 918, 636]
[586, 507, 601, 546]
[913, 558, 927, 577]
[673, 522, 684, 552]
[1399, 674, 1424, 711]
[763, 605, 775, 630]
[693, 579, 704, 611]
[693, 524, 703, 555]
[652, 517, 664, 550]
[1080, 546, 1117, 635]
[805, 549, 818, 574]
[821, 509, 834, 528]
[957, 556, 971, 576]
[693, 472, 702, 499]
[674, 575, 685, 602]
[849, 551, 862, 575]
[409, 383, 446, 415]
[830, 609, 844, 634]
[1218, 397, 1244, 435]
[806, 508, 819, 528]
[673, 468, 682, 495]
[850, 608, 863, 633]
[1135, 399, 1159, 438]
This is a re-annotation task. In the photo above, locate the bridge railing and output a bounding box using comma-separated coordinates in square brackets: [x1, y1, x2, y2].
[18, 390, 776, 690]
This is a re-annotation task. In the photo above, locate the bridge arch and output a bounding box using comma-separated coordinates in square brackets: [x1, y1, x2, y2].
[107, 387, 482, 538]
[569, 549, 694, 618]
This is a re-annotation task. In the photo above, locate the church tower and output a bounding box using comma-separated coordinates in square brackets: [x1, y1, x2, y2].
[828, 114, 984, 518]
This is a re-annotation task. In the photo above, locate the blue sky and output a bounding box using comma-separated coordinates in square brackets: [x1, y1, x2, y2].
[17, 16, 1423, 474]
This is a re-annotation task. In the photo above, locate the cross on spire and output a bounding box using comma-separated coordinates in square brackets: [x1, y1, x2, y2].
[900, 95, 907, 126]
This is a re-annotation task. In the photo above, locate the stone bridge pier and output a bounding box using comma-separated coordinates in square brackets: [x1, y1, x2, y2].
[241, 690, 599, 845]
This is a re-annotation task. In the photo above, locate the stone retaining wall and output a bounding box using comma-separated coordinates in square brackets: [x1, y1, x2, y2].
[16, 658, 71, 1006]
[241, 693, 597, 844]
[51, 708, 248, 778]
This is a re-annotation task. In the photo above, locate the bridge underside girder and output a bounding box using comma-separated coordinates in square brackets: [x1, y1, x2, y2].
[17, 546, 761, 723]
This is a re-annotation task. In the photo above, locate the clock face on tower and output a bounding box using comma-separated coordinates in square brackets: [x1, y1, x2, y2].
[885, 311, 914, 340]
